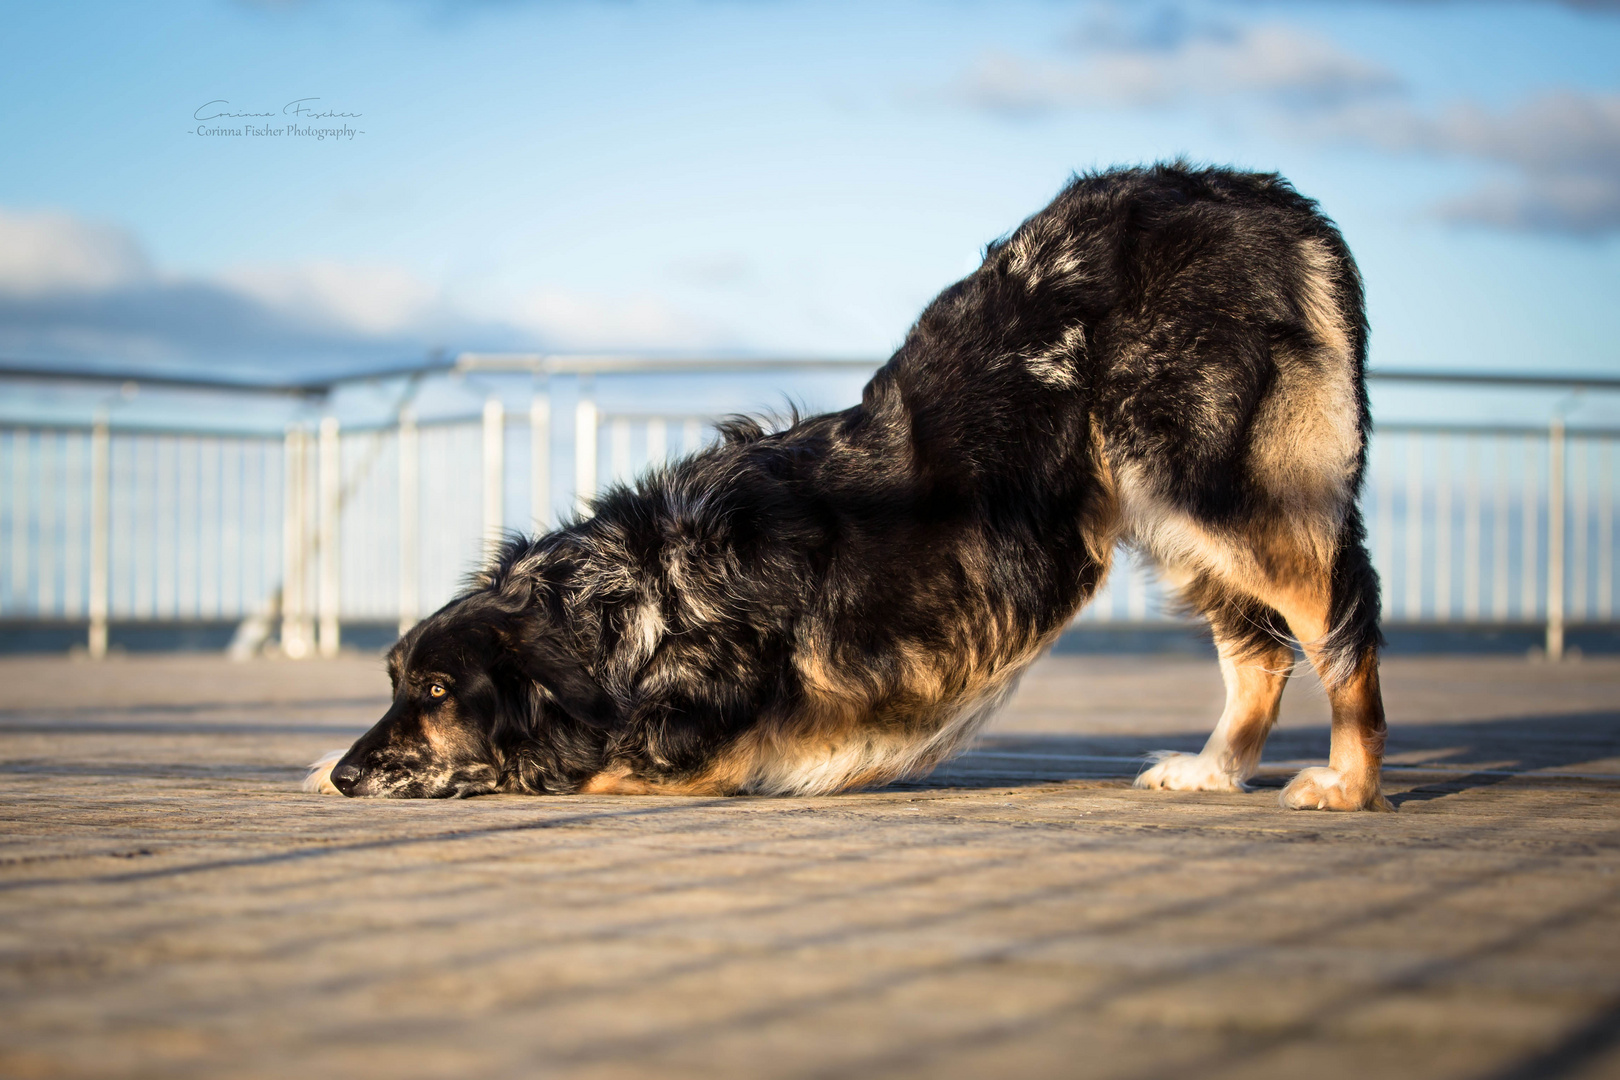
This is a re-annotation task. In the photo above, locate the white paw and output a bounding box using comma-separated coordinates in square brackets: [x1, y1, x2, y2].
[1134, 751, 1247, 793]
[302, 749, 347, 795]
[1279, 766, 1392, 811]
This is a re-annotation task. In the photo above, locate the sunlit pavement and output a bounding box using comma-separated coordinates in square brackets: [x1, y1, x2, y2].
[1, 652, 1617, 1080]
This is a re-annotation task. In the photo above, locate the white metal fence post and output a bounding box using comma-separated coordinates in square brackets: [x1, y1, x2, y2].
[1375, 436, 1394, 616]
[482, 398, 505, 562]
[1463, 434, 1482, 621]
[281, 425, 310, 659]
[610, 418, 631, 486]
[1522, 437, 1539, 622]
[1404, 433, 1424, 621]
[397, 409, 419, 637]
[1434, 438, 1451, 620]
[1547, 417, 1566, 661]
[1492, 437, 1511, 622]
[575, 380, 598, 517]
[1572, 436, 1589, 625]
[1601, 441, 1614, 622]
[318, 416, 341, 658]
[646, 417, 667, 466]
[87, 418, 110, 659]
[530, 391, 550, 531]
[62, 431, 83, 619]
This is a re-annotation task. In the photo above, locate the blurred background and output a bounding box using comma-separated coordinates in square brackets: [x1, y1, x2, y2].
[0, 0, 1617, 656]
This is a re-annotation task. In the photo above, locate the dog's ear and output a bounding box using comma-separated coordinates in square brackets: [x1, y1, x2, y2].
[504, 624, 619, 730]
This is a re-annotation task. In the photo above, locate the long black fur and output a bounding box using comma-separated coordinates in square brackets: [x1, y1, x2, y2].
[325, 162, 1381, 800]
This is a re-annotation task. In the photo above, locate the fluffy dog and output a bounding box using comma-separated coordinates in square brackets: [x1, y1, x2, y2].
[307, 163, 1390, 811]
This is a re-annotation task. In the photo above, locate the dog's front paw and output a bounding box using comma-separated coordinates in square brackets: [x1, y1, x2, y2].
[1279, 766, 1392, 811]
[1134, 751, 1247, 793]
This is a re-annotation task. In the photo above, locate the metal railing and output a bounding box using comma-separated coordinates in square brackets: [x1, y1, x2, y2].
[1, 357, 1616, 657]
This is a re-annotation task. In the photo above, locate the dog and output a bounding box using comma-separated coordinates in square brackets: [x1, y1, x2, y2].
[306, 162, 1390, 811]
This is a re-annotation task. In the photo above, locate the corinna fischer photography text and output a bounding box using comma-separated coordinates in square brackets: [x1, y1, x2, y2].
[189, 97, 363, 139]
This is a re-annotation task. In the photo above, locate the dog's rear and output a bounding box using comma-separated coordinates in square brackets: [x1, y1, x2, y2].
[865, 163, 1389, 808]
[1062, 169, 1388, 809]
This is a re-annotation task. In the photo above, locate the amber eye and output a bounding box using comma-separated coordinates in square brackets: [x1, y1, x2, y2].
[428, 683, 447, 699]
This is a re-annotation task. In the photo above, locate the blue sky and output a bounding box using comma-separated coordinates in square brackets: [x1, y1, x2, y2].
[1, 0, 1618, 381]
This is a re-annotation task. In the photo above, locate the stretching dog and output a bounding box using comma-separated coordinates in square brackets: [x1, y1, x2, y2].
[308, 163, 1390, 811]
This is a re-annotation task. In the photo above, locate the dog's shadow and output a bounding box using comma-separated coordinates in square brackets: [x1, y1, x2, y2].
[898, 711, 1620, 803]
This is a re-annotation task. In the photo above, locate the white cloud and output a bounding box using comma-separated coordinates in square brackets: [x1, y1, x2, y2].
[958, 20, 1399, 115]
[0, 209, 154, 297]
[218, 261, 727, 352]
[0, 207, 740, 375]
[218, 262, 454, 337]
[1325, 91, 1620, 170]
[1317, 91, 1620, 234]
[952, 6, 1620, 237]
[504, 288, 727, 352]
[1435, 173, 1620, 232]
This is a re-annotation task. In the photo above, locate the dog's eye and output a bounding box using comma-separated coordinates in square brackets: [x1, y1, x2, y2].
[428, 683, 447, 699]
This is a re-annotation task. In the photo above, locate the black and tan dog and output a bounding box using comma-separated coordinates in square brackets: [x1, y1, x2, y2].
[308, 163, 1390, 811]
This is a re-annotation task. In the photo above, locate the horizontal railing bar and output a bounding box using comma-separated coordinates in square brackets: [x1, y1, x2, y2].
[454, 353, 883, 375]
[8, 357, 1620, 395]
[0, 360, 339, 397]
[339, 413, 718, 434]
[1376, 620, 1620, 630]
[9, 417, 1619, 440]
[6, 617, 1617, 632]
[1366, 369, 1620, 391]
[0, 413, 526, 438]
[0, 420, 287, 439]
[1375, 422, 1620, 438]
[597, 411, 722, 422]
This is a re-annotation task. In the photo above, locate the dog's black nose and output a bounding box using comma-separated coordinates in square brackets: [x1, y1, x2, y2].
[332, 763, 363, 794]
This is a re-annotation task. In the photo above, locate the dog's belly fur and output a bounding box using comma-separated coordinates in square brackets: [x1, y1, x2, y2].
[571, 509, 1107, 795]
[579, 672, 1025, 796]
[581, 613, 1065, 796]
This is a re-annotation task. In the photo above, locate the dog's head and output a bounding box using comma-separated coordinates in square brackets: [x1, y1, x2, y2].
[323, 592, 617, 798]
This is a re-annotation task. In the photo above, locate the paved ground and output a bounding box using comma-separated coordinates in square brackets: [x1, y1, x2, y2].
[1, 651, 1618, 1080]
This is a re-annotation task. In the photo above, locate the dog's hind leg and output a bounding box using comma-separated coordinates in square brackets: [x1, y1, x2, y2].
[1281, 649, 1389, 811]
[1244, 516, 1392, 812]
[1123, 494, 1390, 809]
[1136, 586, 1294, 793]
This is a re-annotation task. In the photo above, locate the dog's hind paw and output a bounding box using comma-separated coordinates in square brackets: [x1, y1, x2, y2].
[1279, 766, 1393, 811]
[302, 749, 348, 795]
[1134, 751, 1248, 793]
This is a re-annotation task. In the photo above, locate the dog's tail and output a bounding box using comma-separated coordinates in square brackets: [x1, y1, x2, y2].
[302, 749, 348, 795]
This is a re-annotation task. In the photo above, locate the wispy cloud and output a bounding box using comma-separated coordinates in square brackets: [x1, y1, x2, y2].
[951, 4, 1620, 236]
[956, 12, 1399, 116]
[1318, 91, 1620, 234]
[0, 210, 155, 298]
[503, 289, 726, 352]
[0, 209, 732, 376]
[1332, 0, 1620, 11]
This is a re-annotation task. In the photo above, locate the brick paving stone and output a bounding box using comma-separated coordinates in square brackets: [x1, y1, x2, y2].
[0, 652, 1617, 1080]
